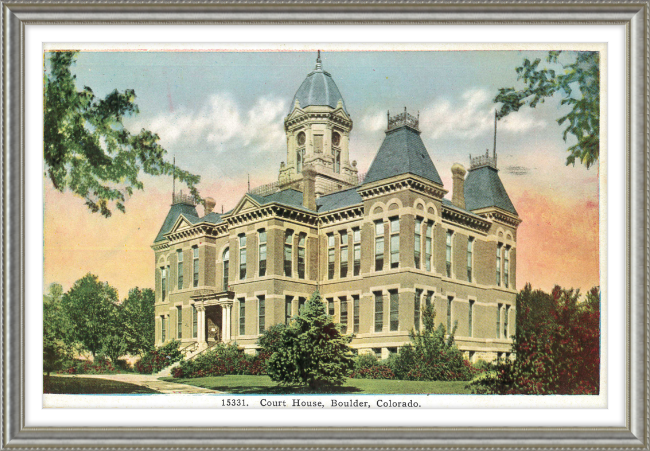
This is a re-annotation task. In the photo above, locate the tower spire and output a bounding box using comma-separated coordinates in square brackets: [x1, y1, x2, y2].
[172, 155, 176, 202]
[315, 50, 322, 70]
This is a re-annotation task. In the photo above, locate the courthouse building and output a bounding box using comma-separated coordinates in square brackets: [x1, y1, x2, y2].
[152, 53, 522, 361]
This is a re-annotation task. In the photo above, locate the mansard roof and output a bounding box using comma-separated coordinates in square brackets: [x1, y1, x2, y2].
[464, 165, 518, 215]
[154, 202, 199, 243]
[316, 187, 362, 213]
[362, 126, 443, 187]
[247, 188, 315, 213]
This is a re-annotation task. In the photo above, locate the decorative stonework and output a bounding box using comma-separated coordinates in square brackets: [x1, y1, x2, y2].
[387, 107, 419, 132]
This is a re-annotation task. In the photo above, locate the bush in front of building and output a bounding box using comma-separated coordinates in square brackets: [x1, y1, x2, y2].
[265, 291, 355, 389]
[58, 356, 119, 375]
[135, 340, 183, 374]
[388, 306, 472, 382]
[469, 284, 600, 395]
[350, 354, 395, 380]
[173, 343, 252, 378]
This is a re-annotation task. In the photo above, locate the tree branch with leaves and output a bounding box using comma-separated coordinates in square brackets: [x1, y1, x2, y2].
[44, 51, 201, 217]
[494, 51, 600, 169]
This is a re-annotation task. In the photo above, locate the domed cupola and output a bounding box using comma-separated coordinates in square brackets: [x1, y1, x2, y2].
[279, 51, 357, 196]
[290, 51, 348, 114]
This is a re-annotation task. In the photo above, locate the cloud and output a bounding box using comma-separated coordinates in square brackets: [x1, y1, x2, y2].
[418, 88, 547, 140]
[129, 93, 288, 154]
[360, 110, 387, 132]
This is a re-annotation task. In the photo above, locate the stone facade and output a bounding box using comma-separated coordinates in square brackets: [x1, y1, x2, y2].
[152, 54, 521, 363]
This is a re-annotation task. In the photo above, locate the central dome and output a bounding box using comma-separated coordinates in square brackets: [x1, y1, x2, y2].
[290, 53, 348, 114]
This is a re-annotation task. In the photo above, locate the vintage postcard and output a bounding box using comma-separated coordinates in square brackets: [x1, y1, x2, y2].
[42, 44, 603, 409]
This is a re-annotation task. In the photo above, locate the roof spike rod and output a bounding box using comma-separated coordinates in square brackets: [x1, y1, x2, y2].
[315, 50, 322, 70]
[493, 109, 498, 159]
[172, 155, 176, 203]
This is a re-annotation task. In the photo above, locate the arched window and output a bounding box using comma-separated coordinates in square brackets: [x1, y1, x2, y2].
[296, 149, 304, 173]
[222, 248, 229, 291]
[334, 149, 341, 173]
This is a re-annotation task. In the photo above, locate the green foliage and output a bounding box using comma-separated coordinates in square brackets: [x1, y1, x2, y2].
[266, 291, 355, 389]
[60, 273, 121, 358]
[390, 306, 472, 381]
[135, 340, 183, 374]
[469, 284, 600, 395]
[495, 51, 599, 169]
[350, 353, 395, 380]
[43, 283, 75, 375]
[173, 343, 258, 378]
[121, 287, 155, 356]
[44, 51, 200, 217]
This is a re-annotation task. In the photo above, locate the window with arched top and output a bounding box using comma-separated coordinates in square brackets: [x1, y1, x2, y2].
[222, 248, 229, 291]
[297, 148, 304, 173]
[334, 149, 341, 173]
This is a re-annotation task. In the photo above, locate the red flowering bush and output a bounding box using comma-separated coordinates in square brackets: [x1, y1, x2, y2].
[470, 284, 600, 395]
[58, 356, 118, 375]
[135, 340, 183, 374]
[350, 353, 395, 380]
[174, 343, 256, 378]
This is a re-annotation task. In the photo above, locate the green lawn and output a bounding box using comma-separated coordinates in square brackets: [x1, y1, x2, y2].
[163, 375, 471, 394]
[44, 376, 159, 394]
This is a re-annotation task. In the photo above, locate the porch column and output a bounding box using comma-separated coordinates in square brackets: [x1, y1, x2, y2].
[225, 304, 232, 342]
[197, 304, 207, 350]
[221, 304, 227, 343]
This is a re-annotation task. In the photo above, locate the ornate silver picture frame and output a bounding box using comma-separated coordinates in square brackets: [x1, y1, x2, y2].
[3, 1, 648, 448]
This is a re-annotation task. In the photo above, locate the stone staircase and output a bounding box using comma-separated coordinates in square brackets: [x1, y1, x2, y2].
[154, 341, 219, 378]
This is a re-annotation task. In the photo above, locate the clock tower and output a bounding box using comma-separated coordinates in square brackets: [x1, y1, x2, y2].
[279, 51, 358, 196]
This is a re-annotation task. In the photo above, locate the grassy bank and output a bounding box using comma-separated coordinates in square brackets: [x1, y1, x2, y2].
[44, 376, 159, 394]
[163, 375, 471, 394]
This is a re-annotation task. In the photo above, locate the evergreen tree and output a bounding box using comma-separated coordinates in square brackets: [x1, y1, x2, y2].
[266, 291, 354, 389]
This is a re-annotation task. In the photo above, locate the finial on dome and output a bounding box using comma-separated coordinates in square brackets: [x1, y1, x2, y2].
[315, 50, 322, 70]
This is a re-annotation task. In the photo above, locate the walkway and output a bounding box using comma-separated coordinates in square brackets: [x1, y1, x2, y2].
[57, 373, 222, 394]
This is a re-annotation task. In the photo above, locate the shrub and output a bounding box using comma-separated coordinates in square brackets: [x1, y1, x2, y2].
[134, 340, 183, 374]
[388, 306, 472, 382]
[174, 343, 252, 378]
[59, 356, 118, 375]
[470, 285, 600, 395]
[266, 291, 354, 389]
[350, 353, 395, 379]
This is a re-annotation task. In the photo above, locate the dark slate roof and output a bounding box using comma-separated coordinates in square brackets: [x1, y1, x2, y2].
[316, 187, 362, 213]
[464, 166, 518, 215]
[154, 203, 199, 243]
[441, 198, 489, 221]
[362, 126, 443, 186]
[248, 189, 314, 212]
[201, 212, 223, 224]
[291, 67, 348, 114]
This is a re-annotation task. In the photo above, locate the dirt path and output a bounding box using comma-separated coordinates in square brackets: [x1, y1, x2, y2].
[56, 373, 222, 394]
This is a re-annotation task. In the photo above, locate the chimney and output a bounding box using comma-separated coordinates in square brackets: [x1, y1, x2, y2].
[451, 163, 467, 209]
[302, 167, 317, 211]
[204, 197, 216, 215]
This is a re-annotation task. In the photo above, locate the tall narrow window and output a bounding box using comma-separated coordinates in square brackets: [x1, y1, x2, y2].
[390, 217, 400, 269]
[353, 295, 360, 333]
[504, 305, 509, 338]
[161, 316, 166, 342]
[239, 234, 247, 280]
[496, 243, 502, 286]
[161, 267, 167, 301]
[374, 292, 384, 332]
[222, 248, 229, 291]
[298, 233, 306, 279]
[467, 237, 474, 282]
[425, 222, 433, 271]
[334, 149, 341, 173]
[285, 296, 293, 325]
[239, 298, 246, 335]
[504, 247, 510, 288]
[339, 297, 348, 334]
[284, 231, 293, 277]
[166, 265, 170, 296]
[375, 221, 384, 271]
[496, 303, 502, 338]
[425, 291, 433, 310]
[447, 297, 453, 333]
[258, 230, 267, 277]
[469, 300, 475, 337]
[446, 230, 453, 277]
[177, 249, 183, 289]
[258, 296, 265, 334]
[389, 290, 399, 331]
[192, 305, 197, 338]
[327, 234, 335, 279]
[340, 231, 348, 278]
[353, 228, 361, 276]
[296, 149, 304, 172]
[192, 246, 199, 287]
[414, 289, 422, 331]
[314, 135, 323, 153]
[327, 298, 335, 317]
[414, 218, 422, 269]
[298, 297, 306, 314]
[177, 306, 182, 339]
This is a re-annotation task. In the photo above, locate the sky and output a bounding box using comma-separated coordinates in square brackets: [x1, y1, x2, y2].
[43, 49, 600, 299]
